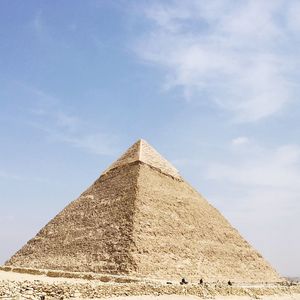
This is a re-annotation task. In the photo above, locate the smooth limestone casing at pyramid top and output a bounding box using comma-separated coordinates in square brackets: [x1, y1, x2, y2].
[5, 140, 281, 282]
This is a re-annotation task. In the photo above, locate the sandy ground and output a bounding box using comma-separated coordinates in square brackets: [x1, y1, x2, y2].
[0, 270, 92, 284]
[95, 296, 300, 300]
[1, 271, 300, 300]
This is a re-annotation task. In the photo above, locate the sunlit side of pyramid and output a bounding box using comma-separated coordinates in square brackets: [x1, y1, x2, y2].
[6, 139, 280, 282]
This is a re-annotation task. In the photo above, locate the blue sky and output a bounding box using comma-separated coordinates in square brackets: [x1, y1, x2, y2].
[1, 0, 300, 276]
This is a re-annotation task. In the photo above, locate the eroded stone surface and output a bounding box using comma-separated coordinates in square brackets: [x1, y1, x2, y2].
[0, 270, 299, 300]
[5, 139, 281, 282]
[132, 164, 280, 282]
[7, 164, 139, 274]
[102, 139, 181, 179]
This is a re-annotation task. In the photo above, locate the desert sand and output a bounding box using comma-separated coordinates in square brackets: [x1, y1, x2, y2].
[0, 270, 299, 300]
[98, 296, 300, 300]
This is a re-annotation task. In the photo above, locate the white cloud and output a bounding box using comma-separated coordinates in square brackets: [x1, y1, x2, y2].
[0, 171, 22, 181]
[0, 215, 15, 224]
[0, 170, 50, 183]
[231, 136, 250, 146]
[51, 133, 117, 156]
[31, 10, 51, 43]
[202, 140, 300, 275]
[286, 1, 300, 32]
[207, 143, 300, 189]
[135, 0, 299, 122]
[22, 84, 117, 156]
[171, 136, 300, 275]
[33, 11, 43, 36]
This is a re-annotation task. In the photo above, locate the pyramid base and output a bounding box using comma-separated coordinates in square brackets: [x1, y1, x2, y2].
[1, 265, 284, 284]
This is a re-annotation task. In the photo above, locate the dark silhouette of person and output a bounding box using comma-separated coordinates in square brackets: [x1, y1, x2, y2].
[180, 278, 188, 285]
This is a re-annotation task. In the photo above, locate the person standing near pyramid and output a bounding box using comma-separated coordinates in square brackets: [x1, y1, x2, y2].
[5, 139, 281, 283]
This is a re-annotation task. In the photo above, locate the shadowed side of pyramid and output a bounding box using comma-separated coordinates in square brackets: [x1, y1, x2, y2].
[131, 162, 280, 282]
[5, 139, 281, 282]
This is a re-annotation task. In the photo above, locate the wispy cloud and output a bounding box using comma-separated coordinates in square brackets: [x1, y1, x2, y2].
[0, 170, 50, 183]
[31, 10, 52, 43]
[134, 0, 300, 122]
[55, 133, 116, 155]
[201, 138, 300, 274]
[0, 171, 23, 181]
[33, 11, 43, 36]
[0, 215, 15, 223]
[231, 136, 250, 146]
[170, 134, 300, 275]
[21, 84, 117, 156]
[203, 138, 300, 230]
[207, 142, 300, 190]
[30, 10, 75, 45]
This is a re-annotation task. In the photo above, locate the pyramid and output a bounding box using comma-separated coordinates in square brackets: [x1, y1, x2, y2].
[6, 139, 280, 282]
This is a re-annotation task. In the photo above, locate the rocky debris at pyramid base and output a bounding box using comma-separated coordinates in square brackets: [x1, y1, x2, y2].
[4, 139, 282, 283]
[0, 270, 299, 300]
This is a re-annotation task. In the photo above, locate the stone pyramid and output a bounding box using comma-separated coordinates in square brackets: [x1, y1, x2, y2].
[6, 139, 280, 282]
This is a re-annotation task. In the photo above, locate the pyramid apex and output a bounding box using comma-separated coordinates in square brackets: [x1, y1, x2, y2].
[135, 138, 148, 146]
[102, 139, 181, 179]
[6, 139, 280, 282]
[137, 138, 147, 142]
